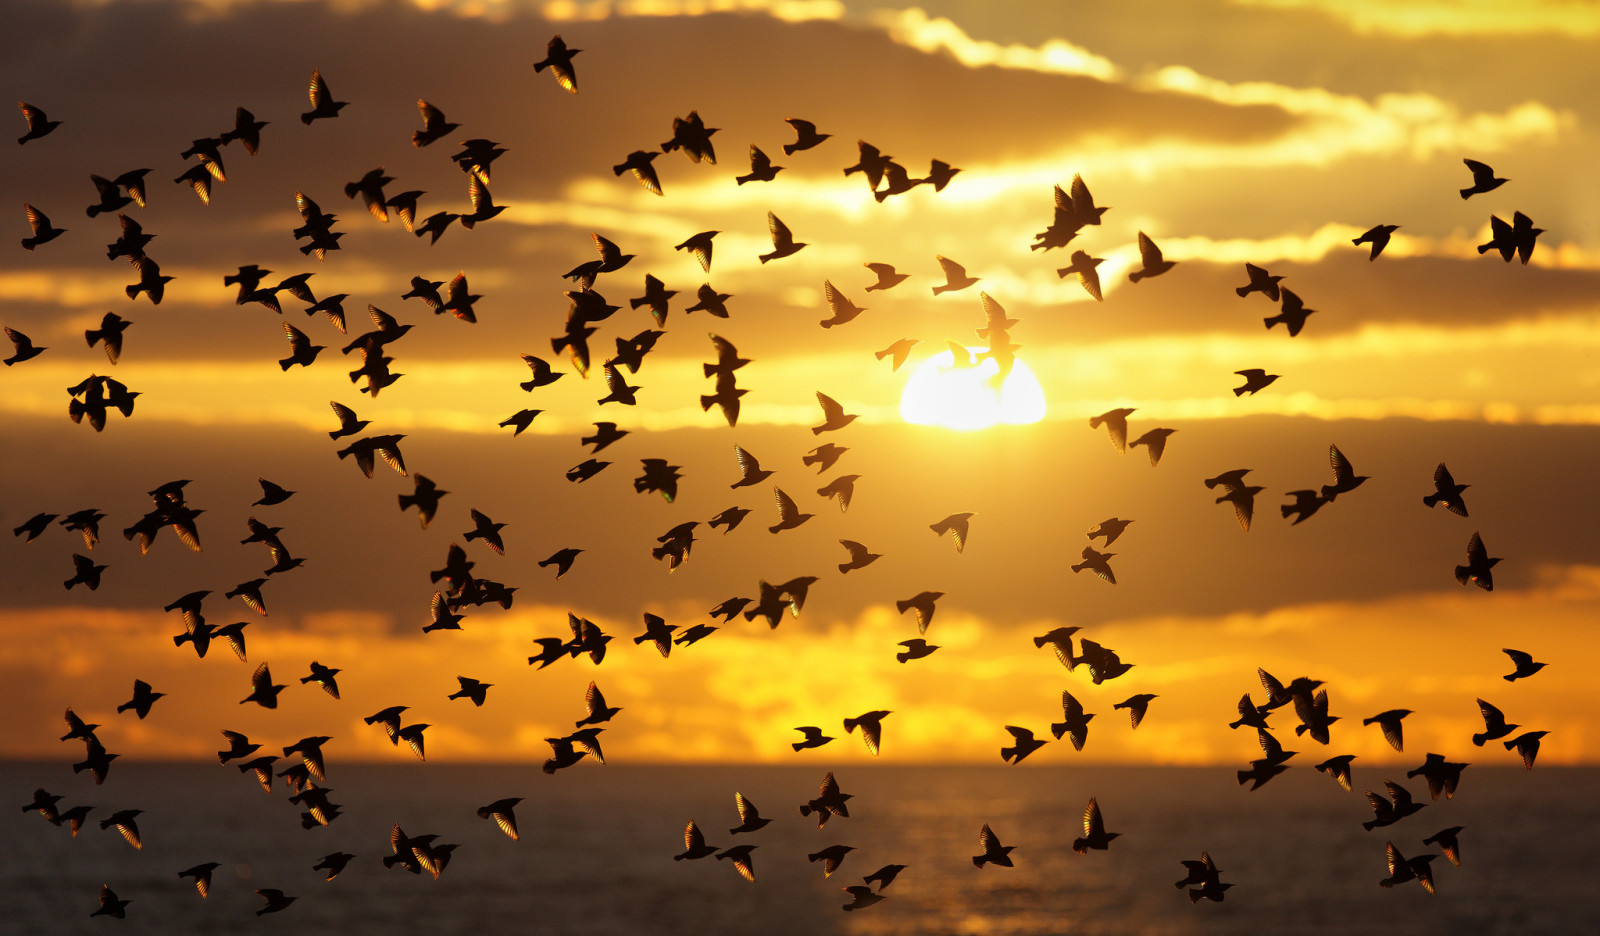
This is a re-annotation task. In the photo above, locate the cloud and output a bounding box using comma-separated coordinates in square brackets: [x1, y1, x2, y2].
[541, 0, 844, 22]
[1229, 0, 1600, 38]
[869, 7, 1122, 82]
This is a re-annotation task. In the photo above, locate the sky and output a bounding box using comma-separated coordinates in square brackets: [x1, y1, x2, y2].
[1, 0, 1597, 773]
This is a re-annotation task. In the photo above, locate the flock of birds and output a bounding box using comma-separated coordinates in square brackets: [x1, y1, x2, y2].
[4, 27, 1558, 923]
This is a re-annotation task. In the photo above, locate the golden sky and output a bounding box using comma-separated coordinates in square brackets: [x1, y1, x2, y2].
[1, 0, 1597, 769]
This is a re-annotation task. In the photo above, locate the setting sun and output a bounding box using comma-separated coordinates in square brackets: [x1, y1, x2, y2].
[899, 347, 1048, 429]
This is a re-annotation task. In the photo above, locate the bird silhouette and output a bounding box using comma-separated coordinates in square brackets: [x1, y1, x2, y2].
[809, 844, 855, 877]
[837, 539, 881, 573]
[1501, 648, 1545, 681]
[812, 392, 859, 433]
[1280, 489, 1328, 525]
[843, 140, 892, 189]
[1114, 694, 1158, 729]
[783, 117, 829, 154]
[1504, 730, 1548, 769]
[1353, 224, 1399, 260]
[1127, 232, 1176, 282]
[1000, 725, 1049, 763]
[736, 145, 783, 184]
[18, 102, 62, 144]
[684, 283, 732, 318]
[301, 662, 341, 700]
[863, 262, 909, 292]
[759, 212, 806, 263]
[821, 280, 866, 328]
[1423, 462, 1469, 516]
[1234, 369, 1279, 395]
[1089, 408, 1135, 453]
[301, 69, 347, 124]
[1315, 754, 1356, 791]
[1265, 288, 1316, 335]
[1407, 752, 1468, 800]
[921, 515, 975, 559]
[1236, 262, 1284, 300]
[533, 34, 581, 92]
[1057, 250, 1105, 301]
[92, 885, 130, 919]
[20, 203, 65, 250]
[844, 710, 891, 755]
[662, 110, 719, 164]
[895, 591, 943, 634]
[895, 638, 939, 663]
[1129, 428, 1176, 467]
[448, 676, 492, 706]
[1071, 546, 1117, 584]
[972, 823, 1015, 868]
[1472, 698, 1518, 746]
[1455, 532, 1501, 590]
[1459, 158, 1507, 199]
[1364, 709, 1412, 752]
[241, 663, 285, 708]
[255, 889, 296, 916]
[412, 100, 458, 147]
[792, 726, 834, 751]
[931, 255, 979, 295]
[1362, 780, 1426, 831]
[1321, 444, 1369, 500]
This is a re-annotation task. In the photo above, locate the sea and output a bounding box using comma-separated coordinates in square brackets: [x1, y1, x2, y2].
[3, 763, 1593, 935]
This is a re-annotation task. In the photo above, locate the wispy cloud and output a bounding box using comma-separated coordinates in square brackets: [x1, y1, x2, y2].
[1230, 0, 1600, 38]
[540, 0, 844, 23]
[868, 7, 1122, 82]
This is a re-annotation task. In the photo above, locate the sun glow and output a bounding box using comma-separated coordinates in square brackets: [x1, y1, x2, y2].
[899, 348, 1048, 430]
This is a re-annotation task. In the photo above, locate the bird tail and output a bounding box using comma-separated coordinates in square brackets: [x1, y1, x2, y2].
[972, 856, 987, 868]
[1471, 731, 1487, 746]
[1453, 565, 1470, 585]
[1459, 187, 1472, 200]
[1233, 386, 1247, 397]
[1234, 285, 1251, 297]
[1422, 493, 1440, 507]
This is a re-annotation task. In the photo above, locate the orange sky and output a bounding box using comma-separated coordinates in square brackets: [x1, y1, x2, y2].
[2, 0, 1597, 770]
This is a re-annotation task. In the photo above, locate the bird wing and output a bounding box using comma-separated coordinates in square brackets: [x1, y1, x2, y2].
[1137, 232, 1163, 266]
[683, 820, 704, 851]
[308, 69, 331, 107]
[767, 211, 793, 249]
[251, 662, 270, 691]
[979, 823, 1000, 851]
[935, 255, 966, 282]
[734, 445, 763, 481]
[585, 681, 607, 717]
[735, 791, 760, 824]
[1466, 532, 1486, 564]
[1328, 444, 1354, 485]
[1384, 780, 1414, 808]
[1082, 798, 1104, 837]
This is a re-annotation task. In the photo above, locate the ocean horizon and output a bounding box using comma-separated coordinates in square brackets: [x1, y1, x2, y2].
[6, 762, 1593, 934]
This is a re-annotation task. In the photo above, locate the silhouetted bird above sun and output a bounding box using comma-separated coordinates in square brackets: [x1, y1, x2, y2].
[875, 338, 919, 371]
[896, 638, 938, 663]
[662, 110, 719, 164]
[1459, 158, 1506, 199]
[1423, 462, 1469, 516]
[1472, 698, 1518, 746]
[821, 280, 866, 328]
[843, 140, 892, 190]
[837, 539, 880, 573]
[812, 392, 858, 434]
[759, 212, 806, 263]
[736, 145, 783, 184]
[863, 262, 909, 291]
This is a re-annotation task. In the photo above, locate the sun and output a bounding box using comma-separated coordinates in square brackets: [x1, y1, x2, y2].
[899, 347, 1048, 430]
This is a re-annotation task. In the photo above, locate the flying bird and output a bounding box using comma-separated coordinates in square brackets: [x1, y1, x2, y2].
[931, 255, 979, 295]
[1070, 546, 1117, 584]
[1088, 517, 1133, 547]
[759, 212, 806, 263]
[1000, 726, 1049, 764]
[1320, 444, 1369, 500]
[1127, 232, 1177, 282]
[1089, 407, 1135, 453]
[1114, 694, 1157, 730]
[874, 338, 919, 370]
[116, 679, 164, 719]
[1423, 462, 1469, 516]
[843, 710, 891, 756]
[1504, 730, 1548, 769]
[241, 663, 285, 708]
[1265, 288, 1316, 336]
[929, 512, 973, 552]
[1057, 250, 1105, 301]
[1501, 648, 1545, 681]
[783, 117, 830, 154]
[1362, 780, 1426, 831]
[20, 203, 65, 250]
[896, 639, 939, 663]
[533, 34, 581, 92]
[895, 591, 943, 634]
[1236, 262, 1283, 300]
[1353, 224, 1399, 260]
[1454, 532, 1500, 590]
[17, 102, 62, 144]
[820, 280, 866, 328]
[1459, 158, 1507, 199]
[973, 824, 1015, 868]
[1129, 428, 1176, 467]
[863, 262, 909, 291]
[812, 392, 859, 433]
[301, 69, 347, 124]
[1234, 369, 1279, 395]
[1363, 709, 1413, 752]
